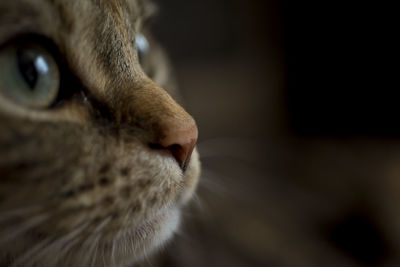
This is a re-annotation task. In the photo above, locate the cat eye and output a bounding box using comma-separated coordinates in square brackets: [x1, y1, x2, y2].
[0, 43, 60, 109]
[136, 34, 149, 64]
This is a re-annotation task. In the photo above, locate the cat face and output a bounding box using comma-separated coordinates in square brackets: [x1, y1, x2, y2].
[0, 0, 200, 266]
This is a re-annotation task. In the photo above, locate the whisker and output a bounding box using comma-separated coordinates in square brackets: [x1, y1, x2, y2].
[198, 136, 262, 147]
[141, 239, 152, 267]
[0, 213, 49, 244]
[197, 169, 229, 195]
[89, 234, 102, 267]
[0, 205, 42, 223]
[143, 250, 155, 267]
[11, 237, 52, 267]
[197, 137, 287, 170]
[83, 217, 112, 267]
[198, 137, 265, 157]
[44, 221, 91, 267]
[13, 221, 90, 267]
[102, 242, 107, 267]
[110, 231, 117, 267]
[189, 192, 203, 210]
[119, 210, 135, 257]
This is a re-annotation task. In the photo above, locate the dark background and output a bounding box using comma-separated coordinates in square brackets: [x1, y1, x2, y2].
[152, 0, 397, 138]
[148, 1, 399, 266]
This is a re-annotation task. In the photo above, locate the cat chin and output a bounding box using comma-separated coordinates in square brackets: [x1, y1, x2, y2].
[135, 207, 181, 259]
[21, 208, 182, 267]
[108, 207, 181, 266]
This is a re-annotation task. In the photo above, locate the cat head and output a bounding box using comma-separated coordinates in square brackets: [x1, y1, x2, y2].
[0, 0, 200, 266]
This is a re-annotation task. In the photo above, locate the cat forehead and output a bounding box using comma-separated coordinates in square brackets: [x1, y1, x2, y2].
[92, 0, 154, 25]
[0, 0, 152, 32]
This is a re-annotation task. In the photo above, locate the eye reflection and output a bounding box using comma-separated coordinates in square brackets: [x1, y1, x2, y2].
[35, 56, 49, 74]
[136, 34, 149, 54]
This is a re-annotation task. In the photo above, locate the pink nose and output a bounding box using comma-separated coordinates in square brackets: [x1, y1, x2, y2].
[157, 122, 198, 171]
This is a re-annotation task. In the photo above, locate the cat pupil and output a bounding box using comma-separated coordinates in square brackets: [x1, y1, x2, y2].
[16, 49, 41, 89]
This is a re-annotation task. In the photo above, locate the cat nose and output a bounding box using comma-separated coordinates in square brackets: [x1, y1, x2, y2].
[157, 119, 198, 172]
[123, 78, 198, 171]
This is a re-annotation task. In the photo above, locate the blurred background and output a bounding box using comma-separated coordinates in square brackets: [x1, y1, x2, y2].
[147, 0, 399, 266]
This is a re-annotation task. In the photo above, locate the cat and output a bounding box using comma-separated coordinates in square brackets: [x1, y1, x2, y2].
[0, 0, 200, 266]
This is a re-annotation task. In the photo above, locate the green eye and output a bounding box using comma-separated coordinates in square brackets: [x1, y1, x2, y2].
[0, 44, 59, 108]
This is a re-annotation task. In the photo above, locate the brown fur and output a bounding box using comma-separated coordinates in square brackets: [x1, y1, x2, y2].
[0, 0, 200, 266]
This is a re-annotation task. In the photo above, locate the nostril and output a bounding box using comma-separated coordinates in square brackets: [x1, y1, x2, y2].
[149, 142, 194, 172]
[149, 121, 198, 172]
[168, 144, 182, 156]
[167, 144, 186, 170]
[167, 142, 194, 172]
